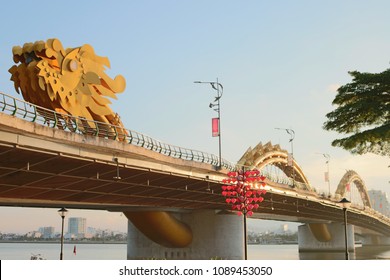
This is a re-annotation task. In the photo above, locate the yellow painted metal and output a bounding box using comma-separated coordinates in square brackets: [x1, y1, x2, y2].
[8, 38, 194, 248]
[124, 211, 193, 248]
[336, 170, 372, 207]
[308, 223, 332, 242]
[238, 141, 311, 188]
[9, 38, 126, 135]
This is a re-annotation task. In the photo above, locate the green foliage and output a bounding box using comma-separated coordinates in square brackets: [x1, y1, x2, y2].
[323, 69, 390, 156]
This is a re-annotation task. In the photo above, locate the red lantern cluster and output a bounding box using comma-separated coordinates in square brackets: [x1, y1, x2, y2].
[221, 169, 267, 216]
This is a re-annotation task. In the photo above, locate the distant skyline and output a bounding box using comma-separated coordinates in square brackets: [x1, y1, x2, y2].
[1, 214, 127, 235]
[0, 0, 389, 233]
[0, 208, 128, 234]
[0, 206, 297, 234]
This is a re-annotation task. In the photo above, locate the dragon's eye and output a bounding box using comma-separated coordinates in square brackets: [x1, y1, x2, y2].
[68, 59, 78, 72]
[25, 56, 33, 64]
[25, 52, 39, 65]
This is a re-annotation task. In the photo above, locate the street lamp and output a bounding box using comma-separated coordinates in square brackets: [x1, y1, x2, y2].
[58, 207, 68, 260]
[338, 198, 351, 260]
[194, 79, 223, 169]
[275, 128, 295, 186]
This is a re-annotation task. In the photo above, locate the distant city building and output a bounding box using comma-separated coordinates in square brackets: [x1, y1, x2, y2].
[368, 190, 390, 217]
[275, 224, 292, 235]
[280, 224, 288, 233]
[38, 226, 55, 238]
[87, 227, 97, 235]
[68, 217, 86, 239]
[26, 231, 42, 238]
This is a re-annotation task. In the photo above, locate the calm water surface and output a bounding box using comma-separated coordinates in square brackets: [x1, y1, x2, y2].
[1, 243, 389, 260]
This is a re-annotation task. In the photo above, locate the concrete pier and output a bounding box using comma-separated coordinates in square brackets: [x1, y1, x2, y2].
[361, 235, 390, 246]
[298, 223, 355, 253]
[127, 210, 244, 260]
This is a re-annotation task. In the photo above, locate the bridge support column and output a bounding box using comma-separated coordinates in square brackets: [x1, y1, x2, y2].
[298, 223, 355, 253]
[126, 210, 244, 260]
[361, 235, 390, 246]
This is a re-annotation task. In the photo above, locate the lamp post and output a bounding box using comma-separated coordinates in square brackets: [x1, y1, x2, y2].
[275, 128, 295, 186]
[317, 153, 331, 197]
[194, 79, 223, 169]
[58, 207, 68, 260]
[338, 198, 351, 260]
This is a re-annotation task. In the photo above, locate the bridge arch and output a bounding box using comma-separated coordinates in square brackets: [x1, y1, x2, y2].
[237, 142, 311, 190]
[335, 170, 372, 208]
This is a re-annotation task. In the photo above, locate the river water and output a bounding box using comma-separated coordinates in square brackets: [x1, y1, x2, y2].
[1, 243, 390, 260]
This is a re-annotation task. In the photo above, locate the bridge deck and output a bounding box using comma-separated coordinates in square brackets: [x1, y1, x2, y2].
[0, 112, 227, 211]
[1, 111, 390, 236]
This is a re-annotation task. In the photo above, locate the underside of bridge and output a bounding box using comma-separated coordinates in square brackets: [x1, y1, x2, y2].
[1, 113, 390, 258]
[1, 139, 389, 238]
[2, 38, 390, 259]
[0, 142, 225, 211]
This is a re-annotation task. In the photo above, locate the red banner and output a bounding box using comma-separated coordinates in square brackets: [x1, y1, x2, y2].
[324, 171, 329, 182]
[212, 118, 219, 137]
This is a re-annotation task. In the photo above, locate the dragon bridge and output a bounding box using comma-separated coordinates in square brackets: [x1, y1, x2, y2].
[308, 170, 374, 243]
[7, 38, 193, 248]
[237, 142, 311, 191]
[9, 38, 127, 137]
[335, 170, 372, 208]
[4, 39, 380, 250]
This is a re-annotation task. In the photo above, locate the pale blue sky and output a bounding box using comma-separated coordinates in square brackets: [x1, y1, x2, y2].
[0, 0, 389, 233]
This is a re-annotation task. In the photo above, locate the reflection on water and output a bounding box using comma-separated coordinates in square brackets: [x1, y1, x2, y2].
[300, 246, 390, 260]
[1, 243, 390, 260]
[299, 251, 353, 260]
[248, 244, 298, 260]
[355, 245, 390, 260]
[0, 243, 127, 260]
[248, 244, 390, 260]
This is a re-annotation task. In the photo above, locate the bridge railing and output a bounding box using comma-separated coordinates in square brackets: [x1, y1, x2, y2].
[0, 92, 236, 170]
[1, 92, 361, 198]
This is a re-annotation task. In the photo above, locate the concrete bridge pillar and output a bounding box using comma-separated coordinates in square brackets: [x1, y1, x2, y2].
[126, 210, 244, 260]
[298, 223, 355, 253]
[361, 235, 390, 246]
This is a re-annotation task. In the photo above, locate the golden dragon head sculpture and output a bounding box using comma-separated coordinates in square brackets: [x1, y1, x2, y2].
[9, 38, 127, 136]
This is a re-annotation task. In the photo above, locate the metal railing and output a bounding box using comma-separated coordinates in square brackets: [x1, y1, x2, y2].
[2, 92, 390, 222]
[0, 91, 337, 191]
[0, 92, 236, 170]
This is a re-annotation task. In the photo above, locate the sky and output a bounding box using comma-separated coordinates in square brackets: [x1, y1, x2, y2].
[0, 0, 389, 234]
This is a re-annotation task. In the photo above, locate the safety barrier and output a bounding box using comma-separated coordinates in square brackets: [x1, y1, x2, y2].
[0, 92, 330, 193]
[0, 92, 236, 170]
